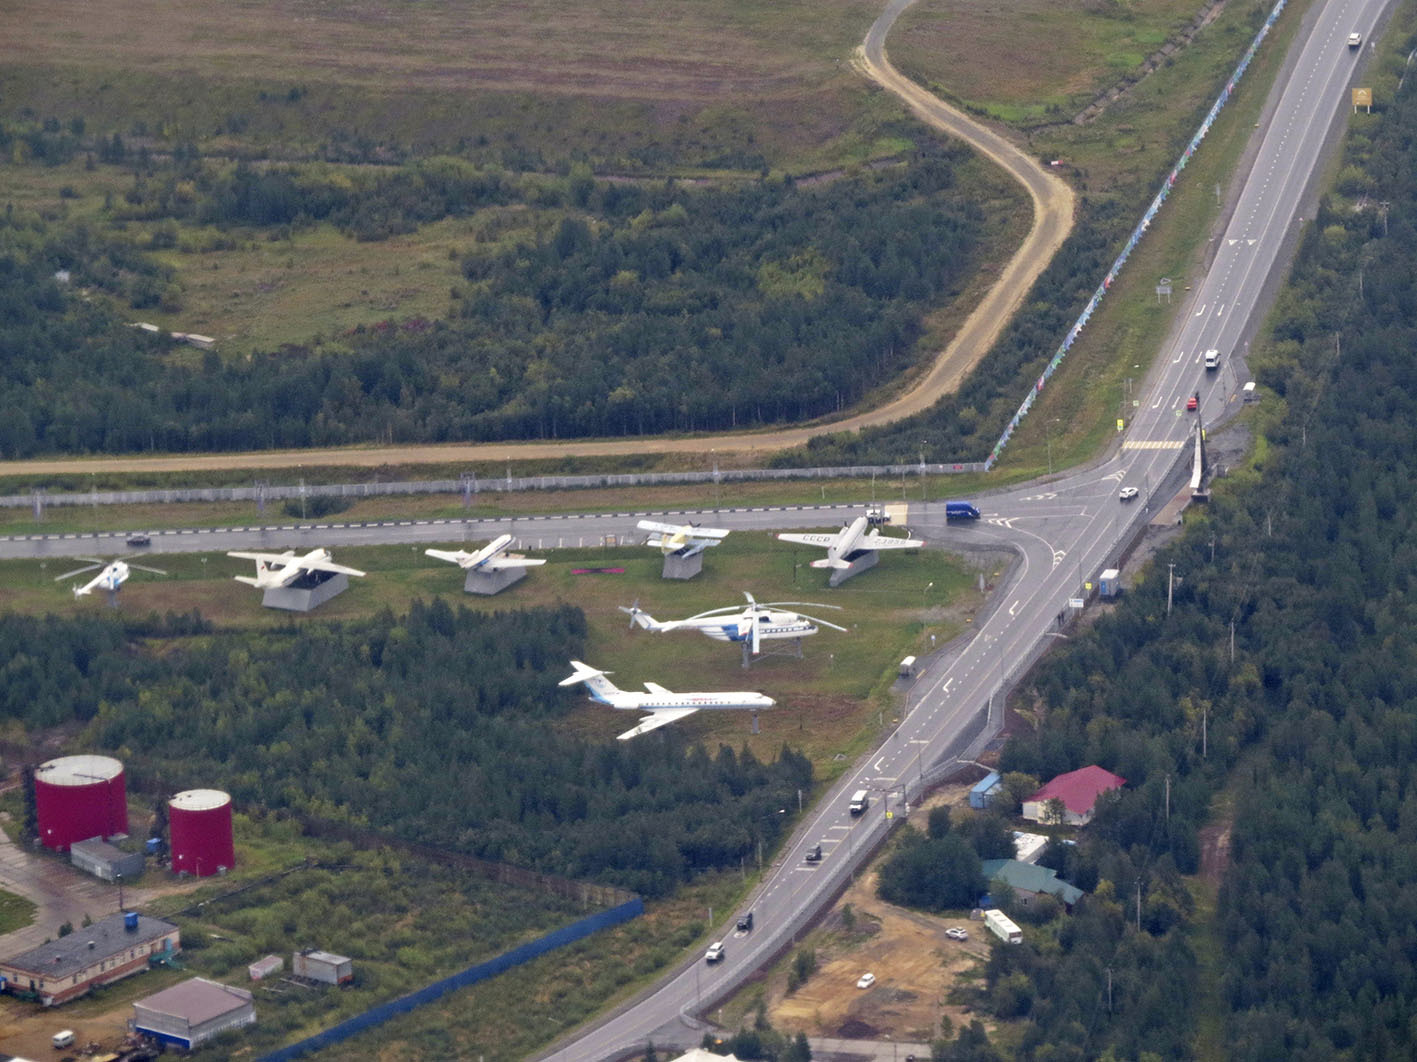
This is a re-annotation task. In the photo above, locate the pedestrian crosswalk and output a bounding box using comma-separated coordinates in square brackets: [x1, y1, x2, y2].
[1122, 439, 1185, 451]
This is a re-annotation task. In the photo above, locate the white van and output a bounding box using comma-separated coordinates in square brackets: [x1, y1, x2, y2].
[1203, 348, 1221, 370]
[52, 1030, 76, 1049]
[849, 790, 870, 815]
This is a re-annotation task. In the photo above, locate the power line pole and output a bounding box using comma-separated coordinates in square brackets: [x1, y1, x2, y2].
[1167, 563, 1175, 616]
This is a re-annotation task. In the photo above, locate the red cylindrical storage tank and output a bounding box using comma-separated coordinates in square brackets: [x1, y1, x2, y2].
[34, 754, 127, 852]
[169, 789, 235, 877]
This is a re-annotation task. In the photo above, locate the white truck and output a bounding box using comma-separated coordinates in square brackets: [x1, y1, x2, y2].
[1203, 348, 1220, 370]
[848, 789, 870, 815]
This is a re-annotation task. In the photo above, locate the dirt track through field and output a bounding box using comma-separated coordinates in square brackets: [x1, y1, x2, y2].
[0, 0, 1073, 479]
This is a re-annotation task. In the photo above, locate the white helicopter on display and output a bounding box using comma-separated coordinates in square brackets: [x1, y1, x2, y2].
[425, 534, 545, 573]
[559, 660, 776, 740]
[636, 519, 731, 557]
[56, 557, 167, 602]
[620, 592, 847, 657]
[778, 514, 925, 570]
[226, 548, 366, 590]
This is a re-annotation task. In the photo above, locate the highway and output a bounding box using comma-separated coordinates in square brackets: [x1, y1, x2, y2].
[0, 0, 1387, 1057]
[532, 0, 1393, 1057]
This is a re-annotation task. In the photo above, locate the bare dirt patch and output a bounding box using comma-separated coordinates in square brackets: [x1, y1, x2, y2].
[769, 868, 988, 1042]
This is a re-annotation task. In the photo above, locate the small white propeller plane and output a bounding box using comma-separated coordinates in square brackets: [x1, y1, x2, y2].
[559, 660, 775, 740]
[425, 535, 545, 573]
[226, 548, 366, 590]
[56, 557, 167, 601]
[621, 592, 846, 656]
[636, 519, 731, 557]
[778, 514, 924, 570]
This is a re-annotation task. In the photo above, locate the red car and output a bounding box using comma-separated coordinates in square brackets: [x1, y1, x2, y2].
[1187, 392, 1199, 411]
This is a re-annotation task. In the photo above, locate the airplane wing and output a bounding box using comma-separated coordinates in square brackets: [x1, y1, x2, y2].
[642, 681, 673, 696]
[637, 520, 685, 536]
[484, 555, 546, 571]
[425, 548, 473, 568]
[618, 707, 699, 741]
[226, 551, 294, 564]
[861, 532, 925, 551]
[777, 532, 841, 548]
[297, 557, 367, 578]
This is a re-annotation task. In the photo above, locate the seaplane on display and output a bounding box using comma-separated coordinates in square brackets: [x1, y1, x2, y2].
[226, 548, 366, 590]
[636, 519, 731, 557]
[559, 660, 776, 740]
[777, 514, 925, 570]
[57, 557, 167, 601]
[425, 535, 545, 573]
[620, 592, 847, 656]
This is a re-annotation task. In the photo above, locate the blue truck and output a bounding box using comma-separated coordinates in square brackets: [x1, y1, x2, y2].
[945, 501, 981, 520]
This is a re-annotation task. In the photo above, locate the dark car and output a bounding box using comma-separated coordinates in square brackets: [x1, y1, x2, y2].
[805, 843, 823, 863]
[736, 911, 754, 932]
[126, 534, 151, 547]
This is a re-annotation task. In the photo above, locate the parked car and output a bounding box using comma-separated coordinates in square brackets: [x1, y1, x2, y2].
[1118, 486, 1139, 502]
[946, 927, 969, 941]
[705, 941, 725, 963]
[856, 972, 876, 989]
[52, 1030, 75, 1049]
[805, 843, 823, 863]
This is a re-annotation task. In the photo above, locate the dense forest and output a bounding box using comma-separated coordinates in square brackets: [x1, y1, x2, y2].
[905, 45, 1417, 1060]
[4, 600, 811, 898]
[0, 136, 993, 455]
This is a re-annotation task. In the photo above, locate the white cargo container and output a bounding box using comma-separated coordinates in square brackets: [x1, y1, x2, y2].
[985, 909, 1022, 944]
[292, 948, 353, 985]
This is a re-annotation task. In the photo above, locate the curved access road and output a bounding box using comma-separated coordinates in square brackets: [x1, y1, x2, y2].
[0, 1, 1072, 479]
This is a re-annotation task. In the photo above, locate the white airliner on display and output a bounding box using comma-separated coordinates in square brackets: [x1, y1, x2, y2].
[559, 660, 776, 740]
[778, 515, 925, 569]
[636, 519, 731, 556]
[425, 535, 545, 572]
[56, 557, 166, 600]
[621, 592, 846, 655]
[226, 548, 366, 589]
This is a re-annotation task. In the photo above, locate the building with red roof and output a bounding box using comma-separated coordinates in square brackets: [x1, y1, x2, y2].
[1022, 765, 1126, 826]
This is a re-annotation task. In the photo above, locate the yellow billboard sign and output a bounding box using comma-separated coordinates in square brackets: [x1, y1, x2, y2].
[1353, 87, 1373, 109]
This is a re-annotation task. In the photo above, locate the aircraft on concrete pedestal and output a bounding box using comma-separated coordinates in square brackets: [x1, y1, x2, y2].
[227, 548, 366, 590]
[778, 515, 924, 570]
[425, 535, 545, 572]
[559, 660, 775, 740]
[636, 519, 731, 557]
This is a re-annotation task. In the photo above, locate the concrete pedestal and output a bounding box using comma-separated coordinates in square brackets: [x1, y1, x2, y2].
[261, 572, 350, 612]
[464, 566, 528, 596]
[827, 549, 879, 588]
[661, 550, 705, 580]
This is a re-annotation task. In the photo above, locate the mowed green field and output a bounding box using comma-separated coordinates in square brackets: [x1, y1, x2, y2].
[4, 533, 996, 767]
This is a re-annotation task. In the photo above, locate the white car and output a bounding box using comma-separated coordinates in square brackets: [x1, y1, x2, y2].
[705, 941, 725, 963]
[856, 972, 876, 989]
[1118, 486, 1139, 502]
[1348, 31, 1362, 48]
[946, 927, 969, 941]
